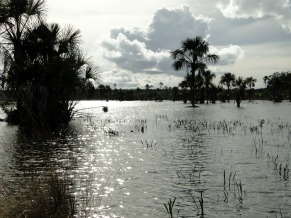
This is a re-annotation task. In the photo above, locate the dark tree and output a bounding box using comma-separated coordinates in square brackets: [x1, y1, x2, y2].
[0, 0, 99, 128]
[202, 70, 216, 104]
[234, 76, 246, 107]
[220, 72, 235, 102]
[171, 37, 219, 107]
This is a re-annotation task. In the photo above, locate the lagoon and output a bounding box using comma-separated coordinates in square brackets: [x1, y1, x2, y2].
[1, 100, 291, 217]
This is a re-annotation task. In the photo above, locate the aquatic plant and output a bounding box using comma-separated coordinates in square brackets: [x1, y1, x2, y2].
[164, 197, 179, 218]
[259, 119, 265, 142]
[190, 190, 205, 217]
[141, 139, 157, 148]
[223, 170, 244, 204]
[0, 172, 76, 218]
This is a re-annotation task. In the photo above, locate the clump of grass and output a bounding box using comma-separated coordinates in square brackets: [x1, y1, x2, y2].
[223, 170, 244, 204]
[104, 128, 120, 136]
[190, 190, 206, 217]
[141, 139, 157, 148]
[0, 172, 76, 218]
[164, 197, 179, 218]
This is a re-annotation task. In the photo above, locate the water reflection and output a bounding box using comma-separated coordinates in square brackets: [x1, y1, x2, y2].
[0, 101, 291, 217]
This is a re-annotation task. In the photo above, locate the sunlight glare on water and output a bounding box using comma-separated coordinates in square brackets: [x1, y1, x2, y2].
[1, 100, 291, 218]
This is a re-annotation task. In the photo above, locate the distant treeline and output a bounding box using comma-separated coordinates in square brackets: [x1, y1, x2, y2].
[79, 71, 291, 103]
[77, 87, 272, 102]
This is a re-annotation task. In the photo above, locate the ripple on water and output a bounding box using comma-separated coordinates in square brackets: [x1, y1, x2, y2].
[1, 101, 291, 217]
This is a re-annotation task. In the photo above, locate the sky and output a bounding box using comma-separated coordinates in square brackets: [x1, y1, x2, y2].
[46, 0, 291, 89]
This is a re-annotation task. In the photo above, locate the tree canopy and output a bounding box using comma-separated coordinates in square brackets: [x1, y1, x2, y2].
[0, 0, 99, 129]
[171, 36, 219, 106]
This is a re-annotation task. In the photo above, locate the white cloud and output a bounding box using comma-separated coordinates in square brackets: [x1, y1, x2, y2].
[147, 5, 211, 50]
[98, 4, 246, 89]
[100, 5, 211, 74]
[100, 70, 183, 89]
[210, 44, 245, 65]
[102, 33, 170, 73]
[217, 0, 291, 32]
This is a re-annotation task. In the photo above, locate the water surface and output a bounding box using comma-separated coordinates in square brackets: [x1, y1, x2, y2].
[0, 100, 290, 217]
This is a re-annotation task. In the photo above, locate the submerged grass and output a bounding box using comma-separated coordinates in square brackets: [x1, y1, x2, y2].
[0, 172, 76, 218]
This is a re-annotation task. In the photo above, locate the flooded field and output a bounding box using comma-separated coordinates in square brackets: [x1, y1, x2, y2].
[0, 100, 291, 217]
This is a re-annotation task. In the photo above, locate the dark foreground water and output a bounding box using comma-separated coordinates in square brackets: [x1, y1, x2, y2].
[0, 100, 291, 217]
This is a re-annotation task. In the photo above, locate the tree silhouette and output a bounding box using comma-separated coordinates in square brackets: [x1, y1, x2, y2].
[220, 72, 235, 102]
[0, 0, 99, 128]
[234, 76, 246, 107]
[245, 77, 257, 101]
[171, 37, 219, 107]
[265, 72, 291, 102]
[202, 70, 216, 104]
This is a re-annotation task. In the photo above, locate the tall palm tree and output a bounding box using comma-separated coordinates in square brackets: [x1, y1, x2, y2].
[0, 0, 46, 88]
[220, 72, 235, 102]
[202, 70, 216, 104]
[245, 77, 257, 101]
[171, 36, 219, 107]
[0, 0, 47, 125]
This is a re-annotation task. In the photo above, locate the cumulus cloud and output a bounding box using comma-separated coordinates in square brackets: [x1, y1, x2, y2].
[101, 70, 140, 89]
[100, 4, 245, 79]
[146, 5, 211, 50]
[101, 5, 211, 74]
[217, 0, 291, 32]
[210, 44, 245, 65]
[102, 33, 171, 73]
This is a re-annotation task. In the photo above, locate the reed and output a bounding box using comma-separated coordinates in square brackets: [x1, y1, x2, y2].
[0, 172, 76, 218]
[141, 139, 157, 148]
[164, 197, 179, 218]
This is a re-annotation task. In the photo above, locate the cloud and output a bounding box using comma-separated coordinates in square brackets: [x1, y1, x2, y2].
[146, 5, 211, 51]
[101, 70, 183, 89]
[100, 4, 245, 83]
[102, 33, 171, 73]
[101, 70, 140, 89]
[217, 0, 291, 32]
[210, 44, 245, 65]
[100, 5, 211, 74]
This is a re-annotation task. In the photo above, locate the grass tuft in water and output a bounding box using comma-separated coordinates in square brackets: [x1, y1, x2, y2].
[164, 197, 179, 218]
[0, 172, 76, 218]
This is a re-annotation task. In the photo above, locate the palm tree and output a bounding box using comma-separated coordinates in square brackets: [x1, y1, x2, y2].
[171, 36, 219, 107]
[234, 76, 246, 107]
[220, 72, 236, 102]
[202, 70, 216, 104]
[0, 1, 99, 127]
[0, 0, 46, 125]
[20, 22, 96, 125]
[0, 0, 46, 88]
[245, 77, 257, 101]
